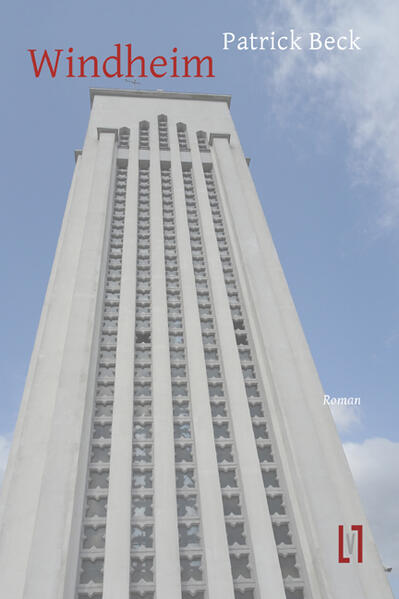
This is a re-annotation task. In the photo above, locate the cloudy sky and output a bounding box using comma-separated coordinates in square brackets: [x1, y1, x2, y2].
[1, 0, 398, 595]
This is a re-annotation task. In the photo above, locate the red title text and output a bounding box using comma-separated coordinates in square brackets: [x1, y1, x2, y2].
[27, 44, 215, 79]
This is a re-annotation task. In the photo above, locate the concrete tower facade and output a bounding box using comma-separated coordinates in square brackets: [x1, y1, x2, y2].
[0, 89, 393, 599]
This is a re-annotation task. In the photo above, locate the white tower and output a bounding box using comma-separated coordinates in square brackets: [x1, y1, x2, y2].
[0, 89, 393, 599]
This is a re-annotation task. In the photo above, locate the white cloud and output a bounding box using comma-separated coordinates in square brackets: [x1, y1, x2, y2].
[344, 438, 399, 575]
[0, 435, 11, 486]
[254, 0, 399, 230]
[330, 403, 361, 432]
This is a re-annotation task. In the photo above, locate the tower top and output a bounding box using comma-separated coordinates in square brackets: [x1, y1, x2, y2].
[89, 87, 232, 108]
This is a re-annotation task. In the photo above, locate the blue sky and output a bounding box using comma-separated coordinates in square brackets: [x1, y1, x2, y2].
[1, 0, 398, 595]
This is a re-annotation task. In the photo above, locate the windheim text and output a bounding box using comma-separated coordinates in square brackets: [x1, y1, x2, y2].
[27, 44, 215, 79]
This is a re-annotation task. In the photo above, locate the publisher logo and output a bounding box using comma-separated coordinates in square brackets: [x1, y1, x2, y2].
[338, 525, 363, 563]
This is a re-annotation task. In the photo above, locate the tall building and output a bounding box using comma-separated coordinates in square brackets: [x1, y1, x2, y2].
[0, 89, 393, 599]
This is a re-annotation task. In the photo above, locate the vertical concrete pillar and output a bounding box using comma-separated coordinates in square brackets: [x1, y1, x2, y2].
[102, 133, 138, 599]
[190, 134, 287, 599]
[149, 122, 181, 599]
[20, 129, 117, 599]
[170, 134, 235, 599]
